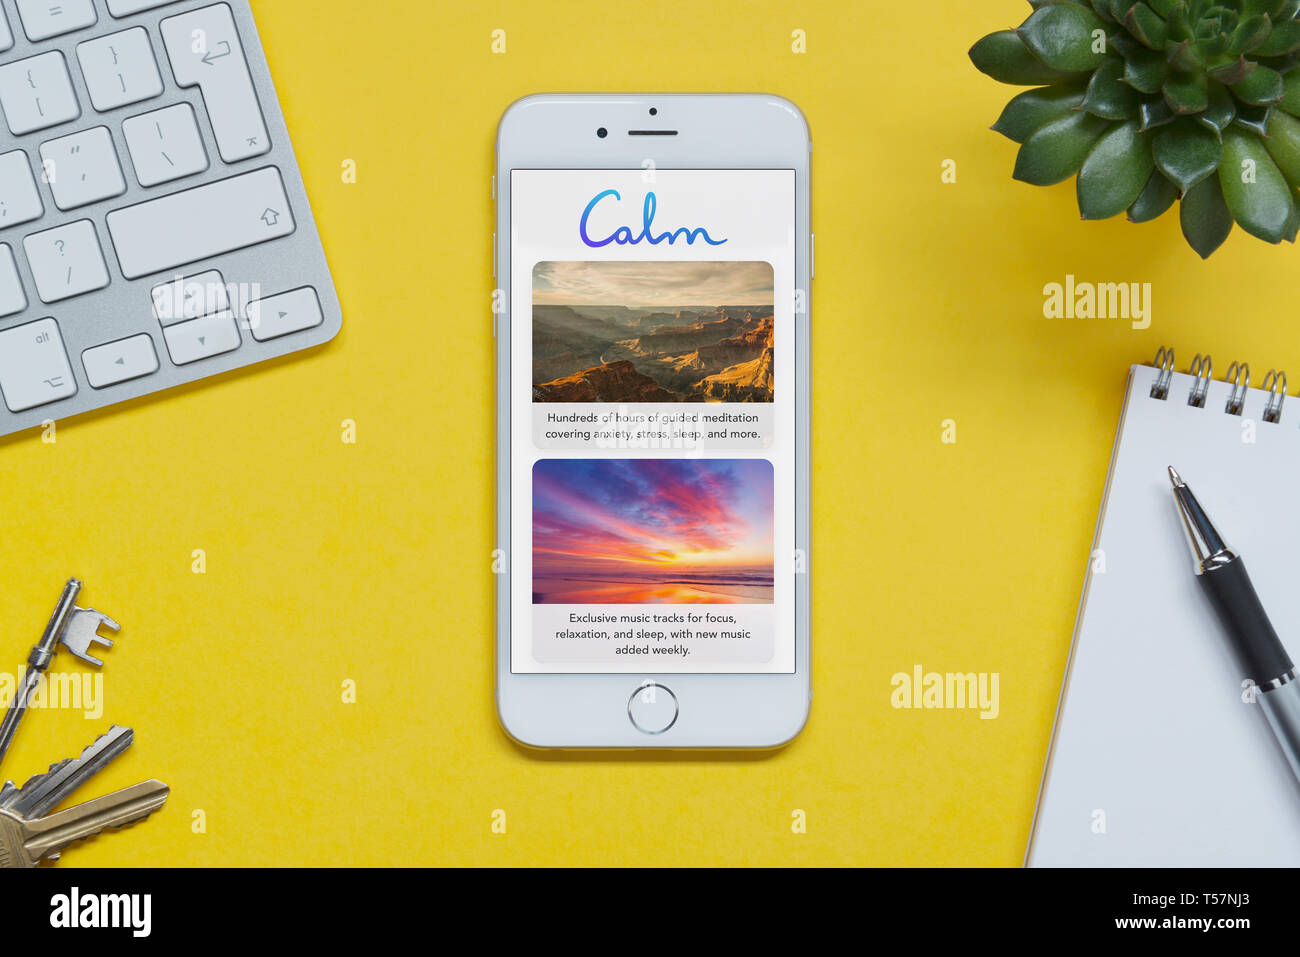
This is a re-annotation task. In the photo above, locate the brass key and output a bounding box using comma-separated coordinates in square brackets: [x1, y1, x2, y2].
[0, 780, 169, 868]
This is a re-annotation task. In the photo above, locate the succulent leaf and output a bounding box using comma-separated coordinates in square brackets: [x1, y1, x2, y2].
[1019, 3, 1110, 71]
[1014, 111, 1113, 184]
[1165, 69, 1211, 111]
[1082, 58, 1142, 115]
[1129, 170, 1182, 218]
[1263, 108, 1300, 181]
[1269, 51, 1300, 73]
[1181, 175, 1235, 255]
[1110, 0, 1142, 21]
[1281, 69, 1300, 112]
[1202, 31, 1232, 56]
[1241, 0, 1291, 20]
[1209, 54, 1258, 83]
[1141, 96, 1181, 127]
[1234, 101, 1275, 133]
[1258, 18, 1300, 51]
[994, 84, 1090, 141]
[1169, 40, 1206, 71]
[1227, 14, 1273, 55]
[1233, 63, 1287, 100]
[1108, 28, 1141, 56]
[1078, 120, 1156, 216]
[1219, 128, 1296, 240]
[1285, 186, 1300, 241]
[1126, 3, 1171, 46]
[1092, 0, 1119, 22]
[1201, 81, 1239, 132]
[971, 31, 1082, 84]
[1126, 47, 1171, 89]
[1167, 2, 1196, 39]
[1154, 120, 1225, 190]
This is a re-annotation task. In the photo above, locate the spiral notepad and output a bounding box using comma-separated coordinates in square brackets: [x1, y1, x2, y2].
[1028, 350, 1300, 867]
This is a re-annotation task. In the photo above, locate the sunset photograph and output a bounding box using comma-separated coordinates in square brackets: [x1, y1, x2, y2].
[532, 458, 774, 604]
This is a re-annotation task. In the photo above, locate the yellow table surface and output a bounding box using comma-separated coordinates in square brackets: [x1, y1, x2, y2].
[0, 0, 1290, 867]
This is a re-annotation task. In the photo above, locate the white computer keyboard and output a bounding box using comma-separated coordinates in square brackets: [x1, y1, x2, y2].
[0, 0, 341, 437]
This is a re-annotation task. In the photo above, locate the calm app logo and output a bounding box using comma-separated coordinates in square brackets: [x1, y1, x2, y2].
[579, 189, 726, 248]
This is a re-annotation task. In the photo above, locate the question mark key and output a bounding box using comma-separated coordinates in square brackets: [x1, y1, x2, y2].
[21, 219, 110, 304]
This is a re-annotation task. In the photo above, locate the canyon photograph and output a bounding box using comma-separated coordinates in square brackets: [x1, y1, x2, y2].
[531, 261, 775, 403]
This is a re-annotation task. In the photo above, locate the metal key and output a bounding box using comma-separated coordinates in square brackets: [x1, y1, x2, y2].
[2, 726, 133, 819]
[0, 726, 167, 866]
[0, 759, 68, 809]
[0, 580, 83, 766]
[59, 608, 119, 667]
[0, 579, 119, 768]
[0, 780, 169, 868]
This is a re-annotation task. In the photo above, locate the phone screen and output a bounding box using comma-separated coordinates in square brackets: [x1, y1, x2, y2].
[510, 169, 797, 674]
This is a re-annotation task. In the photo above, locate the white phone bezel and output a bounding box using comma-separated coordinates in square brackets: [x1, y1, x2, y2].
[494, 93, 811, 748]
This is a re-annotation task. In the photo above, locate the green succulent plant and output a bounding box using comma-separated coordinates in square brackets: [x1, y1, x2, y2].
[971, 0, 1300, 257]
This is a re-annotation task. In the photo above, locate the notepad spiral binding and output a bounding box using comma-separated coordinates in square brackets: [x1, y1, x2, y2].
[1149, 346, 1289, 423]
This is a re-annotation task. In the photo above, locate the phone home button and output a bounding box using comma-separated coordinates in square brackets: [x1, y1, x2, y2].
[628, 682, 678, 735]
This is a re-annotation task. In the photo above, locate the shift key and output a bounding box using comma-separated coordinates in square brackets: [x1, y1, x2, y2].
[106, 167, 294, 279]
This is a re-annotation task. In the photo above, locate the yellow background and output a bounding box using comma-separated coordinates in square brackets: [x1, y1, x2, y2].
[0, 0, 1292, 867]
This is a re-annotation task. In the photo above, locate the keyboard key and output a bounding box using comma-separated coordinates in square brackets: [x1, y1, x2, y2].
[0, 318, 76, 412]
[23, 220, 110, 303]
[162, 309, 239, 365]
[106, 167, 294, 279]
[40, 127, 127, 210]
[161, 4, 269, 163]
[0, 8, 13, 52]
[107, 0, 180, 15]
[247, 287, 322, 342]
[0, 244, 26, 317]
[122, 103, 208, 186]
[0, 52, 81, 135]
[151, 269, 227, 325]
[16, 0, 96, 41]
[0, 152, 44, 229]
[83, 333, 159, 388]
[76, 27, 164, 113]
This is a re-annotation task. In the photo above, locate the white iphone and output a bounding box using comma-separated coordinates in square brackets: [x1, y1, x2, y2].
[494, 94, 811, 748]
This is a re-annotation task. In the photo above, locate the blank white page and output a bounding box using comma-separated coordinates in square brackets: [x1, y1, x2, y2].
[1028, 363, 1300, 866]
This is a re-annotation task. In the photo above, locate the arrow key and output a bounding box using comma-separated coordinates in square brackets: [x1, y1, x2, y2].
[162, 309, 239, 365]
[82, 333, 158, 388]
[247, 287, 322, 342]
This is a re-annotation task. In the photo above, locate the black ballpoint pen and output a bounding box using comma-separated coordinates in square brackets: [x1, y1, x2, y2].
[1169, 466, 1300, 785]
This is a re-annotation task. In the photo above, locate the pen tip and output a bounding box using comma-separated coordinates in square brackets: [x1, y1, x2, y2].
[1168, 466, 1185, 488]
